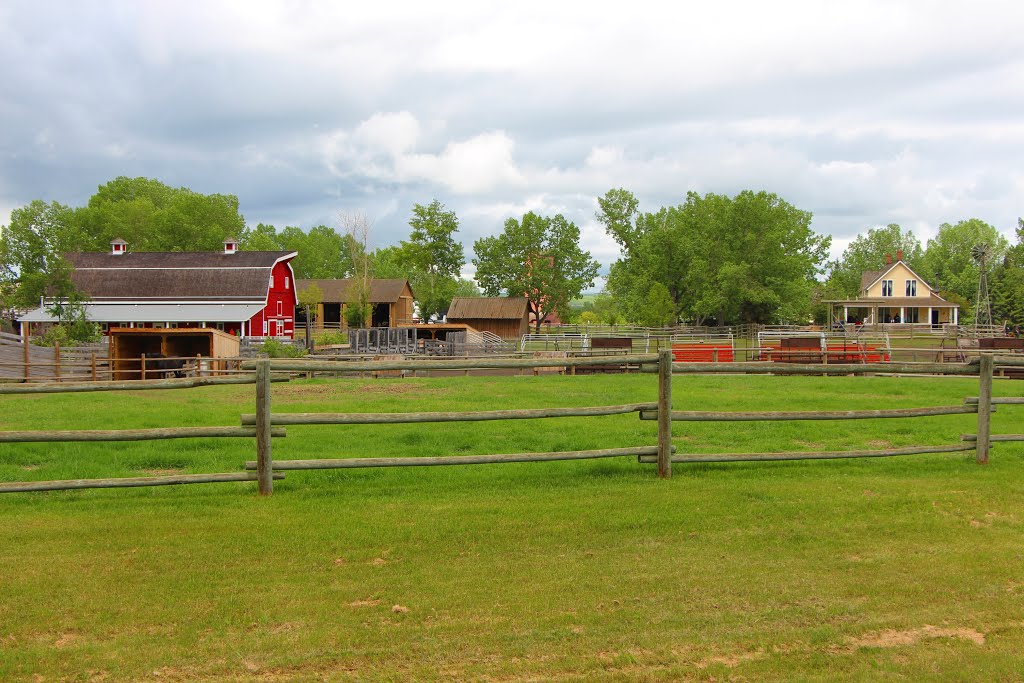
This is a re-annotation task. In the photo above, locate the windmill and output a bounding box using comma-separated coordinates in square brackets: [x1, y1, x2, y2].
[972, 243, 993, 329]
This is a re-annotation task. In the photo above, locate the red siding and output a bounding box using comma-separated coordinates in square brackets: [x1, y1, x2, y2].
[247, 260, 297, 338]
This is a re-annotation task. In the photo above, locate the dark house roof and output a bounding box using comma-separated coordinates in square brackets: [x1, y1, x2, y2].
[297, 279, 413, 304]
[447, 297, 529, 320]
[65, 251, 296, 301]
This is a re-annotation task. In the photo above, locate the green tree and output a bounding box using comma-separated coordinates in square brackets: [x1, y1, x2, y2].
[920, 219, 1010, 314]
[991, 218, 1024, 326]
[826, 224, 924, 297]
[599, 189, 829, 325]
[296, 283, 323, 348]
[637, 282, 677, 327]
[75, 176, 246, 252]
[473, 212, 600, 332]
[401, 200, 466, 322]
[0, 200, 82, 310]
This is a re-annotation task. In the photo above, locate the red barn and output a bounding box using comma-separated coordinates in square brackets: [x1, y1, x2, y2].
[19, 238, 298, 338]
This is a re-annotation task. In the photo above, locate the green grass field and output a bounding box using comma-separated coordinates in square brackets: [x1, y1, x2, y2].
[2, 373, 1023, 681]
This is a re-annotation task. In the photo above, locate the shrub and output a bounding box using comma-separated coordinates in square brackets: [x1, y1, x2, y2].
[259, 338, 306, 358]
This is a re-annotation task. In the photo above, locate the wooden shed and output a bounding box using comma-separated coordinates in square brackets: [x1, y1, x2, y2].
[446, 297, 530, 340]
[109, 328, 240, 380]
[297, 279, 415, 329]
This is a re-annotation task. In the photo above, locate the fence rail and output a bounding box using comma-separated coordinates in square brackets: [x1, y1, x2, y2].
[2, 352, 1019, 496]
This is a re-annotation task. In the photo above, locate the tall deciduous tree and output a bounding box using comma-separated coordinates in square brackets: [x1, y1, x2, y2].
[473, 212, 600, 332]
[991, 218, 1024, 326]
[0, 200, 81, 310]
[826, 224, 924, 297]
[920, 219, 1009, 314]
[240, 223, 356, 279]
[599, 189, 830, 325]
[75, 176, 246, 252]
[401, 200, 465, 321]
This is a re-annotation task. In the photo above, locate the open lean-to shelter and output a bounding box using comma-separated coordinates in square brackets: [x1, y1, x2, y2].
[18, 238, 298, 338]
[108, 327, 240, 380]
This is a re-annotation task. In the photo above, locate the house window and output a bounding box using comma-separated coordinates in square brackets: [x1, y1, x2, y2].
[905, 309, 920, 323]
[285, 276, 290, 290]
[276, 301, 283, 316]
[905, 279, 917, 297]
[881, 280, 893, 297]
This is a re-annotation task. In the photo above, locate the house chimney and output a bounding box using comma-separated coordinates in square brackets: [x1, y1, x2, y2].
[885, 253, 892, 265]
[896, 249, 904, 262]
[111, 238, 127, 256]
[223, 237, 239, 255]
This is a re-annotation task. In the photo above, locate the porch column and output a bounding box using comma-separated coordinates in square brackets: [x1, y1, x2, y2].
[953, 308, 958, 325]
[843, 305, 848, 323]
[927, 307, 932, 327]
[899, 307, 905, 323]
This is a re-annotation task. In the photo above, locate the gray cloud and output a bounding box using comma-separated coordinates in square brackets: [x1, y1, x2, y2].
[1, 0, 1022, 276]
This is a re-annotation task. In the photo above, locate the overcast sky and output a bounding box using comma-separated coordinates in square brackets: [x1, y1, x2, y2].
[1, 0, 1022, 282]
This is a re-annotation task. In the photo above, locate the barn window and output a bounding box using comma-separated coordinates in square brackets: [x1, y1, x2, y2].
[263, 320, 269, 335]
[277, 301, 283, 316]
[216, 322, 225, 331]
[905, 279, 917, 297]
[881, 280, 893, 297]
[285, 276, 290, 290]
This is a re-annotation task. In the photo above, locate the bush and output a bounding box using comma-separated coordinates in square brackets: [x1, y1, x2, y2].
[259, 338, 306, 358]
[314, 330, 348, 346]
[32, 321, 101, 347]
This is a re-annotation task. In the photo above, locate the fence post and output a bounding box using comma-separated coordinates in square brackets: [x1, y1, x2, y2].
[91, 352, 97, 381]
[976, 353, 993, 465]
[657, 349, 673, 479]
[256, 360, 274, 495]
[55, 342, 61, 382]
[23, 335, 30, 382]
[141, 355, 147, 381]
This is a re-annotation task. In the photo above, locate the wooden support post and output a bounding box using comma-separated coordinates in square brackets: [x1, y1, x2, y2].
[23, 335, 30, 382]
[54, 342, 61, 382]
[976, 353, 993, 465]
[196, 353, 202, 378]
[657, 348, 672, 479]
[256, 360, 274, 495]
[91, 352, 97, 381]
[712, 347, 718, 363]
[141, 355, 147, 381]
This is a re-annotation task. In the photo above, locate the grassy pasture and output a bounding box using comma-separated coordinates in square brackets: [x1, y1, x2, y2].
[1, 373, 1023, 681]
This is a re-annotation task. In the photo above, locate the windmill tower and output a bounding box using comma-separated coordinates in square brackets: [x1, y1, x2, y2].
[972, 243, 993, 329]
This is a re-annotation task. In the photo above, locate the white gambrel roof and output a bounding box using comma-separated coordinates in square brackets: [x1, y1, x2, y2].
[18, 303, 267, 323]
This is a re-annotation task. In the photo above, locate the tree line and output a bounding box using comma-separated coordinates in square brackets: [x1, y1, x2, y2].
[2, 176, 1022, 337]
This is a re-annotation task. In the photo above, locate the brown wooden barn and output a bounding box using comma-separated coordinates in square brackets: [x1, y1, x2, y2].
[297, 279, 415, 329]
[446, 297, 530, 339]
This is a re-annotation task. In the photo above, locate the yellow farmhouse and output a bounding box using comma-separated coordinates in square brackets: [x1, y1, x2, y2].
[826, 252, 959, 328]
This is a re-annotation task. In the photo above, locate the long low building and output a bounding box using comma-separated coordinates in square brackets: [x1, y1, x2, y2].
[18, 238, 298, 338]
[296, 278, 415, 329]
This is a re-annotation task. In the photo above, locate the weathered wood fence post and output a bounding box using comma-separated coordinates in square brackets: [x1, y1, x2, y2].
[976, 353, 993, 464]
[23, 335, 30, 382]
[256, 360, 274, 495]
[657, 348, 673, 479]
[55, 342, 61, 382]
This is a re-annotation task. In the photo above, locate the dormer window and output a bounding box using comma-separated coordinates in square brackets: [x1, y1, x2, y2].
[905, 280, 917, 297]
[223, 237, 239, 254]
[111, 238, 128, 255]
[882, 280, 893, 297]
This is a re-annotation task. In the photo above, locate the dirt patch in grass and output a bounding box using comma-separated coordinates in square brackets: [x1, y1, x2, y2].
[348, 598, 381, 608]
[866, 439, 893, 448]
[847, 625, 985, 649]
[140, 468, 186, 477]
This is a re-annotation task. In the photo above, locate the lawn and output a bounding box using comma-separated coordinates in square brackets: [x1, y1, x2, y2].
[1, 373, 1023, 681]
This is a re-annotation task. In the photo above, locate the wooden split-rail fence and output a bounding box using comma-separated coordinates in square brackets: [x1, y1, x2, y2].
[1, 353, 1022, 495]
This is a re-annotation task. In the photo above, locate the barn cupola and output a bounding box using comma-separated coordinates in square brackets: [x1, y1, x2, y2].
[111, 238, 128, 256]
[223, 237, 239, 255]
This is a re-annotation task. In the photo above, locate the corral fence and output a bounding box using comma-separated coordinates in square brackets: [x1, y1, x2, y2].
[2, 353, 1022, 496]
[0, 332, 108, 382]
[233, 353, 1023, 496]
